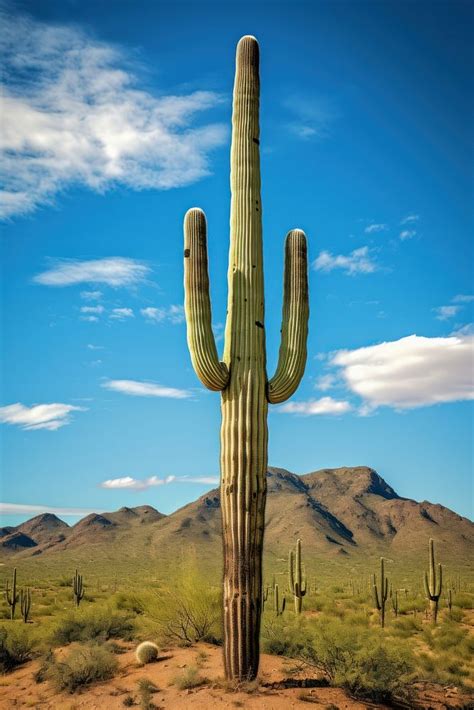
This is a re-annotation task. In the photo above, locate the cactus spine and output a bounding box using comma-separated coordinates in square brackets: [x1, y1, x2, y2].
[288, 539, 306, 614]
[20, 588, 31, 623]
[183, 36, 309, 680]
[372, 558, 389, 628]
[5, 568, 19, 620]
[423, 538, 442, 624]
[73, 569, 84, 607]
[274, 584, 286, 616]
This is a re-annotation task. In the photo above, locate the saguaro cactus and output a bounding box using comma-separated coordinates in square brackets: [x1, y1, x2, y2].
[273, 584, 286, 616]
[423, 538, 442, 624]
[5, 568, 19, 620]
[20, 588, 31, 623]
[288, 539, 307, 614]
[372, 557, 389, 628]
[184, 36, 309, 680]
[73, 569, 84, 607]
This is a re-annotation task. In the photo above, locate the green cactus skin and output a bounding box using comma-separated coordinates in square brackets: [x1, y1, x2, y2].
[5, 568, 19, 620]
[391, 589, 399, 617]
[372, 558, 389, 628]
[273, 584, 286, 617]
[288, 539, 307, 614]
[20, 587, 31, 624]
[183, 36, 309, 681]
[73, 569, 84, 608]
[423, 538, 442, 624]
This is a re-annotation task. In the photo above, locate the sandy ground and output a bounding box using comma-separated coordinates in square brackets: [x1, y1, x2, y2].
[0, 642, 472, 710]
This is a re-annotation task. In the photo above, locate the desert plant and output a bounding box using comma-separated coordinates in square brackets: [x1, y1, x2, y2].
[172, 665, 207, 690]
[20, 588, 31, 624]
[5, 568, 19, 620]
[52, 607, 134, 644]
[423, 539, 442, 624]
[273, 584, 286, 617]
[73, 569, 85, 607]
[447, 588, 453, 619]
[372, 558, 389, 628]
[288, 539, 307, 614]
[183, 35, 309, 680]
[391, 589, 399, 617]
[49, 643, 118, 692]
[0, 625, 35, 673]
[137, 678, 158, 710]
[135, 641, 159, 665]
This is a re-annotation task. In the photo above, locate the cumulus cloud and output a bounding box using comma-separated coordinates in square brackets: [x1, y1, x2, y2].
[364, 223, 387, 234]
[433, 305, 461, 321]
[279, 397, 352, 416]
[102, 379, 192, 399]
[314, 374, 336, 391]
[313, 246, 378, 275]
[0, 7, 227, 218]
[331, 334, 474, 411]
[141, 305, 184, 324]
[100, 474, 218, 490]
[110, 307, 134, 320]
[0, 502, 97, 516]
[0, 402, 86, 430]
[34, 257, 150, 287]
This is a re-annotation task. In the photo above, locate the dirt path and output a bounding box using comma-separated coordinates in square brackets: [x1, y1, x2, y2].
[0, 642, 471, 709]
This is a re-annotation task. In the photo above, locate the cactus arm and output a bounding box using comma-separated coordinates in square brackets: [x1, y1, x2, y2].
[373, 581, 381, 610]
[288, 550, 295, 594]
[424, 571, 431, 599]
[184, 208, 229, 391]
[267, 230, 309, 404]
[436, 563, 443, 598]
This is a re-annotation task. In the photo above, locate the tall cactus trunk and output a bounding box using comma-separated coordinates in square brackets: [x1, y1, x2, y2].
[184, 36, 309, 681]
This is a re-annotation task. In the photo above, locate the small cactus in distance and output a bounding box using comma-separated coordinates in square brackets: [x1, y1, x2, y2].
[135, 641, 160, 665]
[5, 568, 19, 620]
[288, 539, 306, 614]
[20, 588, 31, 623]
[391, 589, 399, 617]
[423, 538, 442, 624]
[372, 557, 389, 628]
[73, 569, 84, 607]
[273, 584, 285, 616]
[447, 588, 453, 619]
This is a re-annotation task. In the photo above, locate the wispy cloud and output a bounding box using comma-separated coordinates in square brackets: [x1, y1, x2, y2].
[141, 305, 184, 324]
[279, 397, 352, 416]
[453, 294, 474, 304]
[102, 379, 192, 399]
[0, 502, 98, 517]
[110, 307, 134, 320]
[0, 7, 227, 218]
[399, 229, 416, 241]
[100, 474, 218, 490]
[364, 223, 387, 234]
[284, 95, 337, 140]
[433, 305, 461, 321]
[80, 305, 104, 315]
[314, 374, 336, 391]
[0, 402, 86, 430]
[401, 214, 419, 224]
[87, 344, 103, 350]
[331, 333, 474, 412]
[80, 291, 103, 301]
[34, 257, 149, 287]
[313, 246, 378, 275]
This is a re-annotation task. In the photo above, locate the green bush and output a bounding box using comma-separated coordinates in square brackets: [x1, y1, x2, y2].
[341, 645, 414, 703]
[0, 626, 35, 674]
[52, 606, 134, 645]
[172, 665, 207, 690]
[49, 644, 118, 692]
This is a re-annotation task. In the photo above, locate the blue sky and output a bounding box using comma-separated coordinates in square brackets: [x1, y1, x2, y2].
[1, 0, 473, 526]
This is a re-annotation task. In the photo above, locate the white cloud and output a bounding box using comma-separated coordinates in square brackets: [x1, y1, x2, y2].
[0, 7, 227, 218]
[313, 246, 378, 275]
[433, 305, 461, 321]
[80, 290, 102, 300]
[331, 334, 474, 411]
[102, 379, 192, 399]
[364, 223, 387, 234]
[284, 95, 337, 140]
[401, 214, 419, 224]
[87, 344, 103, 350]
[110, 307, 134, 320]
[0, 502, 97, 517]
[314, 374, 336, 391]
[0, 402, 86, 430]
[453, 294, 474, 304]
[80, 305, 104, 314]
[399, 229, 416, 240]
[100, 474, 218, 490]
[81, 315, 99, 323]
[279, 397, 352, 416]
[141, 305, 184, 324]
[34, 257, 149, 287]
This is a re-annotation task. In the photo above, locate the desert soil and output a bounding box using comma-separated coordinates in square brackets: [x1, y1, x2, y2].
[1, 642, 472, 710]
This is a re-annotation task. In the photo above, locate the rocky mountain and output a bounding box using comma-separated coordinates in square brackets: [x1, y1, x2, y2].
[1, 468, 472, 579]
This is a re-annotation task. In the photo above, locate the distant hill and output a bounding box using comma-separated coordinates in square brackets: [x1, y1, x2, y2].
[1, 468, 472, 582]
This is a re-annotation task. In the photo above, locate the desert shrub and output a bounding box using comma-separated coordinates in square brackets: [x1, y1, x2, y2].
[135, 641, 159, 665]
[172, 665, 207, 690]
[33, 650, 54, 683]
[49, 644, 118, 692]
[261, 617, 313, 658]
[453, 592, 473, 609]
[0, 625, 35, 673]
[145, 565, 221, 645]
[137, 678, 158, 709]
[114, 592, 146, 615]
[341, 645, 414, 702]
[390, 615, 422, 638]
[52, 606, 134, 645]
